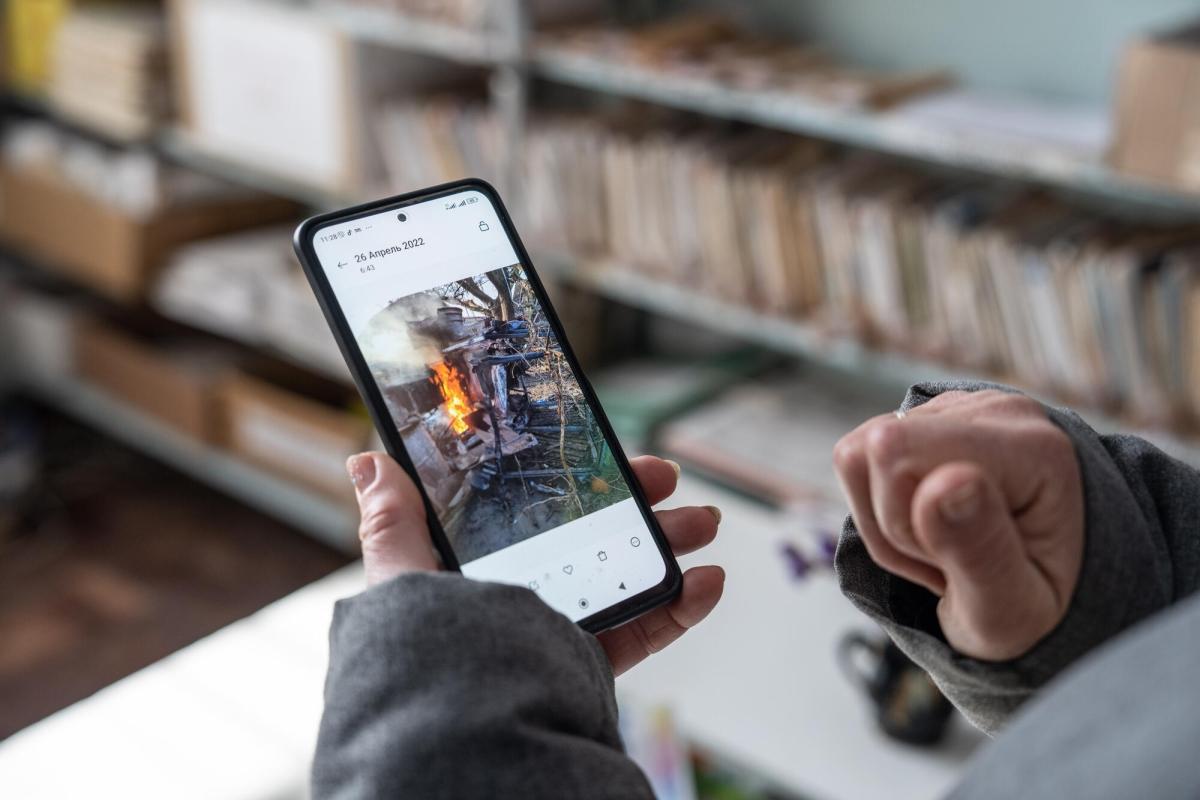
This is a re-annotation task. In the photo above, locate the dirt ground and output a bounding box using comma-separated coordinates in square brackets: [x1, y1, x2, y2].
[445, 369, 631, 563]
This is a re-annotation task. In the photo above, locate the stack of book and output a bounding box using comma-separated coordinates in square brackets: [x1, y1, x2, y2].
[370, 97, 1200, 428]
[373, 99, 830, 313]
[591, 116, 830, 314]
[47, 5, 169, 141]
[2, 120, 261, 216]
[374, 95, 502, 192]
[335, 0, 602, 32]
[154, 228, 348, 379]
[338, 0, 496, 28]
[538, 13, 953, 110]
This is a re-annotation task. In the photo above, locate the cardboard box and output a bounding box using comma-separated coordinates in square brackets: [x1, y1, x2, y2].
[169, 0, 359, 194]
[75, 317, 234, 443]
[0, 164, 297, 301]
[1109, 24, 1200, 189]
[220, 367, 370, 504]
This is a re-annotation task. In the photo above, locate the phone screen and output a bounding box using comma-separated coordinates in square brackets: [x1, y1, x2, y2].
[308, 187, 669, 622]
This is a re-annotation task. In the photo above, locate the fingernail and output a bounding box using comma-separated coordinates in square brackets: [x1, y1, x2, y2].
[939, 481, 980, 524]
[704, 505, 722, 524]
[347, 454, 377, 491]
[666, 459, 682, 479]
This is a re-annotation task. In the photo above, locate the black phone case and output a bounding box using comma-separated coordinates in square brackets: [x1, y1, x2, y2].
[292, 178, 682, 633]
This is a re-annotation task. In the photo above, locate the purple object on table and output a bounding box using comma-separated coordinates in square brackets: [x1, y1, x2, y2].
[780, 542, 812, 580]
[818, 530, 839, 565]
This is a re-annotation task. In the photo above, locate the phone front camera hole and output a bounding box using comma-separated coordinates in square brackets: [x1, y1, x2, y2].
[397, 213, 408, 222]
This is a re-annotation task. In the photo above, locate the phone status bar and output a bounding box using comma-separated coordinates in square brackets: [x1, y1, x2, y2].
[443, 195, 480, 211]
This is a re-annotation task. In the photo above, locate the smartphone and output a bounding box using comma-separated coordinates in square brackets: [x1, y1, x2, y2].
[293, 179, 682, 632]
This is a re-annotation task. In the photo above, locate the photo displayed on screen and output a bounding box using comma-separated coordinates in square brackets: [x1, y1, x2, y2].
[358, 264, 631, 563]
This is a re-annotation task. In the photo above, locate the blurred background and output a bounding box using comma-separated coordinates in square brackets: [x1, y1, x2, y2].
[3, 0, 1200, 797]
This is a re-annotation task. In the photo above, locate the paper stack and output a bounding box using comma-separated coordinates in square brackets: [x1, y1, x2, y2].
[48, 5, 169, 141]
[343, 0, 495, 28]
[539, 13, 953, 110]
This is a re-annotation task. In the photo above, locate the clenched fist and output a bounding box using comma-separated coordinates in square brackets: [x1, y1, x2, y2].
[833, 390, 1084, 662]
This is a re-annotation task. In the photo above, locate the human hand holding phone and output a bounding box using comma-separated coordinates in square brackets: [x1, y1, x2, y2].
[298, 182, 696, 631]
[348, 451, 725, 676]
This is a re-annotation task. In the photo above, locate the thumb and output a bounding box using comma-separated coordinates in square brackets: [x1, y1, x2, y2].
[348, 452, 440, 585]
[912, 461, 1059, 661]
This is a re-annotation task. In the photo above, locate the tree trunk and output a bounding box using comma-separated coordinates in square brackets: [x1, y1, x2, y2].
[486, 269, 516, 321]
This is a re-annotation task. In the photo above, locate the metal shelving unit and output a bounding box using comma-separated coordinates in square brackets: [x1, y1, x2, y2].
[11, 0, 1200, 541]
[139, 119, 1200, 472]
[8, 7, 1199, 798]
[531, 48, 1200, 215]
[536, 251, 961, 388]
[26, 373, 359, 554]
[323, 2, 519, 64]
[158, 129, 355, 211]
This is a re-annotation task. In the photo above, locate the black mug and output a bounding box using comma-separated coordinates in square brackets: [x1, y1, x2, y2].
[837, 630, 955, 746]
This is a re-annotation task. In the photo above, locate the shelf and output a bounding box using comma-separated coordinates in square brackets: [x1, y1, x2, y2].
[3, 98, 351, 209]
[25, 96, 1200, 468]
[157, 129, 355, 211]
[535, 249, 1200, 469]
[532, 49, 1200, 216]
[25, 372, 360, 554]
[535, 249, 965, 388]
[152, 297, 355, 387]
[321, 2, 518, 65]
[3, 90, 158, 149]
[13, 21, 1200, 216]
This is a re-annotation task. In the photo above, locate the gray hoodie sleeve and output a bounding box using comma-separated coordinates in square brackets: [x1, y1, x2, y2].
[836, 381, 1200, 734]
[311, 571, 654, 800]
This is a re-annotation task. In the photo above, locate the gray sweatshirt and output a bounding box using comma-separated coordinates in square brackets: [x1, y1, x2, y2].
[312, 382, 1200, 799]
[838, 381, 1200, 734]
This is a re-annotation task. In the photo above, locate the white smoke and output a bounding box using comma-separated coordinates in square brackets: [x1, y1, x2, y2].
[359, 291, 446, 384]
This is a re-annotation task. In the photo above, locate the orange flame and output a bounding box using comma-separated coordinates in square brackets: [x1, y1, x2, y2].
[431, 362, 472, 435]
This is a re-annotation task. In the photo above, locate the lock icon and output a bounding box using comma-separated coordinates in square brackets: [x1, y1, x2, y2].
[478, 221, 490, 232]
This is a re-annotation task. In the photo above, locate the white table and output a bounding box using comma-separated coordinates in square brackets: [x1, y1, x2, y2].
[0, 565, 363, 800]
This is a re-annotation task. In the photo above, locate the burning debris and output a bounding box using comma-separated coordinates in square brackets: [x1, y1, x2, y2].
[365, 266, 631, 562]
[430, 361, 471, 435]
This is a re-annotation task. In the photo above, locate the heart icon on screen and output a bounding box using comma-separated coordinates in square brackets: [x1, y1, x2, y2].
[562, 565, 574, 575]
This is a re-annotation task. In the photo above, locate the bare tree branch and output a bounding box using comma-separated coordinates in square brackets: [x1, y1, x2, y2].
[457, 277, 498, 316]
[436, 288, 491, 316]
